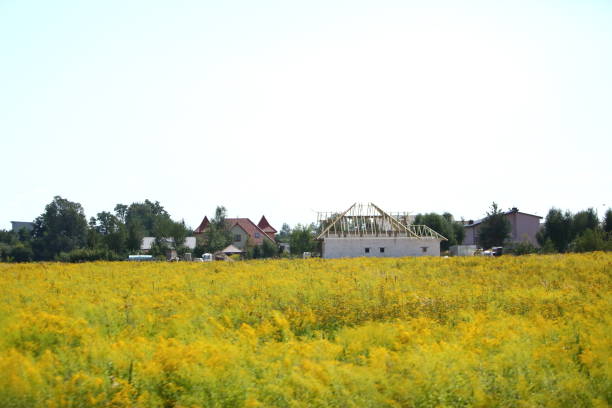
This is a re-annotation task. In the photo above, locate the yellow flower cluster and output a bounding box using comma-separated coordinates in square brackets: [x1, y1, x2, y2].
[0, 253, 610, 407]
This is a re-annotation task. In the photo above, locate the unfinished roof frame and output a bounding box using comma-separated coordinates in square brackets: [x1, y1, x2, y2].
[316, 203, 447, 240]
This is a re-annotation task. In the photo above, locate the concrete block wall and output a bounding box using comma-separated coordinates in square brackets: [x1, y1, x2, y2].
[322, 237, 441, 259]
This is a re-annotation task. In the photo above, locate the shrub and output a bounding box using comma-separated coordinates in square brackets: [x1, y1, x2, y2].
[509, 241, 538, 256]
[56, 248, 123, 262]
[570, 229, 611, 252]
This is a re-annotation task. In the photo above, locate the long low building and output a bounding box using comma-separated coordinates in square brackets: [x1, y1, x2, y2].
[316, 203, 446, 258]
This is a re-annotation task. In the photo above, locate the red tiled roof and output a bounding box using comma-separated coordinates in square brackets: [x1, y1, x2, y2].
[257, 215, 277, 233]
[194, 215, 275, 244]
[226, 218, 275, 245]
[194, 216, 210, 234]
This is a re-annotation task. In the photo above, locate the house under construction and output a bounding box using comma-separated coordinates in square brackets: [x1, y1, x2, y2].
[316, 203, 446, 258]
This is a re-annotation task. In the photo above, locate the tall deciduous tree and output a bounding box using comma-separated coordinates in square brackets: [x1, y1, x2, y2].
[276, 223, 292, 243]
[206, 206, 232, 252]
[94, 211, 127, 254]
[537, 208, 573, 253]
[571, 208, 599, 239]
[289, 224, 315, 256]
[32, 196, 88, 260]
[125, 200, 169, 236]
[413, 212, 465, 250]
[114, 204, 128, 223]
[126, 219, 145, 252]
[477, 202, 511, 249]
[604, 209, 612, 234]
[169, 220, 189, 254]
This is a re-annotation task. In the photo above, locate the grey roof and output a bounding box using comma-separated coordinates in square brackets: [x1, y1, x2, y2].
[11, 221, 34, 231]
[464, 210, 542, 228]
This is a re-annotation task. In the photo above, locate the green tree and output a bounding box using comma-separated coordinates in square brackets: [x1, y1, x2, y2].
[477, 203, 511, 249]
[98, 212, 126, 248]
[126, 219, 145, 253]
[413, 212, 465, 251]
[571, 229, 611, 252]
[31, 196, 88, 260]
[86, 217, 100, 249]
[571, 208, 599, 239]
[602, 208, 612, 234]
[125, 200, 169, 236]
[261, 239, 279, 258]
[120, 200, 178, 254]
[0, 230, 17, 246]
[510, 241, 538, 255]
[152, 215, 174, 239]
[537, 208, 573, 253]
[205, 206, 232, 252]
[16, 227, 32, 243]
[149, 238, 170, 258]
[0, 229, 33, 262]
[114, 204, 128, 223]
[452, 221, 465, 246]
[169, 220, 189, 255]
[276, 223, 292, 243]
[10, 244, 34, 262]
[289, 224, 315, 256]
[540, 238, 557, 254]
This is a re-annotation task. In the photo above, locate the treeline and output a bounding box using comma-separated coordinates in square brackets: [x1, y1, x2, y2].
[537, 207, 612, 253]
[275, 223, 321, 257]
[0, 196, 189, 262]
[412, 203, 612, 254]
[2, 197, 610, 262]
[0, 196, 319, 263]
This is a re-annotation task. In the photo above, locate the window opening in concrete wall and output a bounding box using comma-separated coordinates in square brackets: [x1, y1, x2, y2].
[379, 247, 385, 253]
[365, 247, 370, 253]
[421, 246, 428, 253]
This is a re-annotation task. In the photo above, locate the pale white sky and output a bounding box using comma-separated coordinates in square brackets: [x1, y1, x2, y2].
[1, 0, 611, 230]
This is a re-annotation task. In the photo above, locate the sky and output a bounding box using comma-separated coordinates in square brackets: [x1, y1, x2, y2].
[1, 0, 611, 230]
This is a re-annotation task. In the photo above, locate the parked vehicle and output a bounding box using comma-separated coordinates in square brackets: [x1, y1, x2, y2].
[128, 255, 154, 261]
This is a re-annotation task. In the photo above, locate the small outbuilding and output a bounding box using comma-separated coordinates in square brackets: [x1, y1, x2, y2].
[316, 203, 446, 258]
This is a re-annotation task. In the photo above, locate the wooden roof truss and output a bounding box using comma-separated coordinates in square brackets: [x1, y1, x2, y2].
[316, 203, 446, 240]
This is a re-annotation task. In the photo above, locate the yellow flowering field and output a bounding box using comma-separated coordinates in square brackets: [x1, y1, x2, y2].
[0, 253, 610, 407]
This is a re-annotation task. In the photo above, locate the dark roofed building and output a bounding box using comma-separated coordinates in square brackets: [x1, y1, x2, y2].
[463, 208, 543, 247]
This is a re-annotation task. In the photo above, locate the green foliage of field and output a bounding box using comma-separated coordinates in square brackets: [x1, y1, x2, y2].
[0, 253, 610, 407]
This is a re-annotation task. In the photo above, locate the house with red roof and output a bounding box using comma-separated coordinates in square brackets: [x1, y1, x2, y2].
[256, 215, 277, 240]
[194, 215, 277, 250]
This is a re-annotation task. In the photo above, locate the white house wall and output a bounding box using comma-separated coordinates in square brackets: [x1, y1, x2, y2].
[322, 237, 441, 258]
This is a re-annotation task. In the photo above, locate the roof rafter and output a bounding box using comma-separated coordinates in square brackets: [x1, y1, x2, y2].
[316, 202, 447, 241]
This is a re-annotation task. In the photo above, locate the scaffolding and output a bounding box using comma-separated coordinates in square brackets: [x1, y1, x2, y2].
[316, 203, 447, 240]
